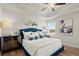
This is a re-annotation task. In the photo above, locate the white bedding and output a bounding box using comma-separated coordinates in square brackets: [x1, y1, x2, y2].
[22, 38, 62, 56]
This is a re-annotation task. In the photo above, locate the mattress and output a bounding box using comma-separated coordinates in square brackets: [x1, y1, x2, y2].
[22, 38, 62, 56]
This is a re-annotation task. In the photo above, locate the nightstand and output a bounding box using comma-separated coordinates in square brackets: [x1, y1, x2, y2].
[1, 34, 20, 53]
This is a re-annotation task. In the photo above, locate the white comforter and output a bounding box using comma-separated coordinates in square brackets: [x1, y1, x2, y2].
[22, 38, 62, 56]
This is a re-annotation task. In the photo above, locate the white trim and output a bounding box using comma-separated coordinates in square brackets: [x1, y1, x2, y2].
[63, 42, 79, 49]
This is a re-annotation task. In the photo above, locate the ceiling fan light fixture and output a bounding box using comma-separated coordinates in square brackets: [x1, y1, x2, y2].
[48, 3, 55, 8]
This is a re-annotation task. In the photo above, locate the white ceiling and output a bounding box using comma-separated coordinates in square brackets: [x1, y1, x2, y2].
[0, 3, 69, 17]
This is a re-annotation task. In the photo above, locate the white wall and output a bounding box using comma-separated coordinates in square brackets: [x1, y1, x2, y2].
[24, 12, 48, 29]
[2, 8, 25, 36]
[0, 7, 2, 37]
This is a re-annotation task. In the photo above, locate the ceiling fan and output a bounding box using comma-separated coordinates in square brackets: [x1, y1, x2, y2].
[41, 3, 66, 11]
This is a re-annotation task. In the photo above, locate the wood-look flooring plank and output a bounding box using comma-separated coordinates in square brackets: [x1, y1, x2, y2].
[0, 51, 1, 56]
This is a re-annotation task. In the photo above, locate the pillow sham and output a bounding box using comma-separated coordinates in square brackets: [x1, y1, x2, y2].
[37, 31, 45, 38]
[29, 32, 35, 40]
[34, 32, 40, 39]
[23, 31, 31, 40]
[42, 31, 50, 37]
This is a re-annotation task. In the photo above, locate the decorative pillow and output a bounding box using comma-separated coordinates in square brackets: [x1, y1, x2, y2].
[22, 31, 31, 40]
[23, 31, 50, 40]
[29, 33, 35, 40]
[23, 32, 41, 40]
[34, 32, 40, 39]
[43, 31, 50, 37]
[37, 31, 45, 38]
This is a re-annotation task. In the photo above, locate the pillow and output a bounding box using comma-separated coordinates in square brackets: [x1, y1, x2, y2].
[28, 32, 35, 40]
[42, 31, 50, 37]
[29, 32, 41, 40]
[23, 31, 31, 40]
[23, 31, 40, 40]
[37, 31, 45, 38]
[34, 32, 40, 39]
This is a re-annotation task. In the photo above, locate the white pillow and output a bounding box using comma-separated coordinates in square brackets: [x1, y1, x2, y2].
[23, 31, 31, 40]
[34, 32, 40, 39]
[42, 31, 50, 37]
[37, 31, 45, 38]
[29, 32, 35, 40]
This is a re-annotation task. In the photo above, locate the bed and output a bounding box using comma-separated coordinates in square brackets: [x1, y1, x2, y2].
[19, 27, 64, 56]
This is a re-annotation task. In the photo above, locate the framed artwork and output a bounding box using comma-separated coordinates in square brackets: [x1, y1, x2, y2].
[59, 19, 73, 35]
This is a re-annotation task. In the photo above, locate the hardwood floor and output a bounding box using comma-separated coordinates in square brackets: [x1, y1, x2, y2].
[1, 45, 79, 56]
[59, 45, 79, 56]
[1, 49, 25, 56]
[0, 51, 1, 56]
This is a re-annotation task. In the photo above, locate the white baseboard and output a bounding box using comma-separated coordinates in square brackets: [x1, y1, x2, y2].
[63, 43, 79, 49]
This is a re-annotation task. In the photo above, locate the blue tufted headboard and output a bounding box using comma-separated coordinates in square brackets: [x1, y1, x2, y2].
[20, 28, 42, 39]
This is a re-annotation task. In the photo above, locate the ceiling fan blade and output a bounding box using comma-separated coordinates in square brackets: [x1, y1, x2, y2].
[44, 3, 48, 5]
[55, 3, 66, 5]
[41, 7, 47, 11]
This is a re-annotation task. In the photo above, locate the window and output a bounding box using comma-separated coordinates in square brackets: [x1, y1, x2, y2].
[48, 21, 56, 33]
